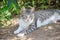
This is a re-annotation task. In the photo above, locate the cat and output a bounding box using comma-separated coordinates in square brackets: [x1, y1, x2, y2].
[14, 7, 60, 36]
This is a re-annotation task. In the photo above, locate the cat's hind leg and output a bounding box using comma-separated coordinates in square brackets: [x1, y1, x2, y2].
[52, 12, 60, 23]
[41, 13, 60, 26]
[54, 14, 60, 23]
[40, 15, 56, 26]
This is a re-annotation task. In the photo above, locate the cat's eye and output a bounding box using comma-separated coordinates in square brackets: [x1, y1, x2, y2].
[22, 15, 27, 19]
[23, 16, 27, 19]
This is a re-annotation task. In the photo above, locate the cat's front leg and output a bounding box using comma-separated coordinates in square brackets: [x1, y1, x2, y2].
[16, 29, 28, 37]
[14, 26, 24, 34]
[14, 19, 27, 34]
[25, 24, 37, 34]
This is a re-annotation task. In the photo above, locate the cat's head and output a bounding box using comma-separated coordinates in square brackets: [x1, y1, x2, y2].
[20, 7, 35, 23]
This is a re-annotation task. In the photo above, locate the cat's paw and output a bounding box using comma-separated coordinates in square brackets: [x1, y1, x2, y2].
[14, 30, 20, 34]
[16, 31, 27, 37]
[17, 33, 25, 37]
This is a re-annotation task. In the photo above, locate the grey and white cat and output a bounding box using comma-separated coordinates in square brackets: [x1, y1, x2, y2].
[14, 8, 60, 36]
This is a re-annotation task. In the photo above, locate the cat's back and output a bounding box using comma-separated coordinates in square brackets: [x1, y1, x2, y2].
[34, 10, 55, 22]
[34, 9, 55, 15]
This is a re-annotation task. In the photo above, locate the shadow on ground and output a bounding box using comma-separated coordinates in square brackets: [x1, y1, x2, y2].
[0, 22, 60, 40]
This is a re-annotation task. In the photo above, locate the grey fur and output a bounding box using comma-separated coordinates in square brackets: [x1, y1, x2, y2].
[14, 9, 60, 36]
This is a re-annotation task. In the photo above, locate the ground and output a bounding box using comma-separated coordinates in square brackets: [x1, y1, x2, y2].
[0, 19, 60, 40]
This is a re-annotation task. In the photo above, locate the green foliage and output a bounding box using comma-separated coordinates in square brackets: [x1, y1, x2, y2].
[41, 0, 47, 4]
[40, 5, 48, 9]
[0, 10, 11, 21]
[0, 0, 60, 27]
[0, 0, 20, 21]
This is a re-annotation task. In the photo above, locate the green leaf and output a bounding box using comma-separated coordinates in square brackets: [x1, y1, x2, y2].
[1, 6, 8, 12]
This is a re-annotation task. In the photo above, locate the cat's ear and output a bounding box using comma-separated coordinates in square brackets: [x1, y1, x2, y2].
[30, 7, 35, 13]
[21, 7, 26, 13]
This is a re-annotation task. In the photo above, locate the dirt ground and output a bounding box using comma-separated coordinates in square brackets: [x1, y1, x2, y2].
[0, 22, 60, 40]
